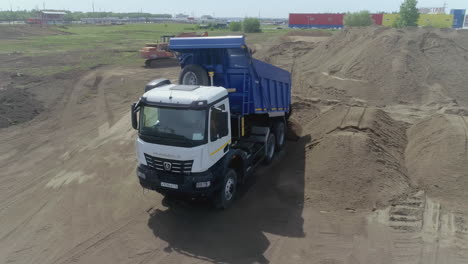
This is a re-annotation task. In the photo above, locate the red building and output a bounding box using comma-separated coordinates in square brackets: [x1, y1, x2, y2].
[289, 13, 344, 29]
[38, 10, 66, 24]
[371, 14, 383, 25]
[289, 13, 384, 28]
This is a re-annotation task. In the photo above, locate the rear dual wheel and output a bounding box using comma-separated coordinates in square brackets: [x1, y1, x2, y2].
[274, 121, 286, 151]
[263, 133, 276, 165]
[263, 120, 286, 165]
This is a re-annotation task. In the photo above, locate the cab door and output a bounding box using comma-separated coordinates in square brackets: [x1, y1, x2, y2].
[208, 99, 231, 165]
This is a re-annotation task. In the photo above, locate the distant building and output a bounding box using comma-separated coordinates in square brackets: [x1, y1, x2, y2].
[450, 9, 466, 28]
[201, 15, 214, 20]
[175, 13, 189, 19]
[418, 7, 446, 14]
[38, 10, 66, 24]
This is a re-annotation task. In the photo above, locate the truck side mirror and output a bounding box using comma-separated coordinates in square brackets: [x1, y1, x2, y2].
[131, 103, 139, 130]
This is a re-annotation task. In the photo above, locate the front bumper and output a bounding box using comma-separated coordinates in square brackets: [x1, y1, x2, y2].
[137, 165, 219, 196]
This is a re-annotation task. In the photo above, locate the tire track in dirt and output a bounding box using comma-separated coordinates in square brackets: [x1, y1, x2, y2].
[389, 192, 426, 264]
[60, 71, 98, 129]
[338, 106, 367, 130]
[136, 250, 169, 264]
[51, 208, 171, 264]
[0, 199, 49, 241]
[0, 170, 55, 215]
[338, 105, 352, 128]
[51, 215, 140, 264]
[460, 116, 468, 153]
[370, 191, 468, 264]
[95, 73, 116, 137]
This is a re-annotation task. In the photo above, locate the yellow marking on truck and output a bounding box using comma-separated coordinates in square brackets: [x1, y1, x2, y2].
[272, 108, 277, 110]
[241, 117, 245, 137]
[210, 140, 232, 156]
[255, 108, 263, 111]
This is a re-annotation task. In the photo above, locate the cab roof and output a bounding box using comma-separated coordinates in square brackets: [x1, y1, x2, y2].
[142, 84, 228, 107]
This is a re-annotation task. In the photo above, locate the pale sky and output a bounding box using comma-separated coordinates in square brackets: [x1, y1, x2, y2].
[2, 0, 467, 18]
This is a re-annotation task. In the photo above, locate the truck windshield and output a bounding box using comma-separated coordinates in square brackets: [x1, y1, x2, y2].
[139, 106, 207, 147]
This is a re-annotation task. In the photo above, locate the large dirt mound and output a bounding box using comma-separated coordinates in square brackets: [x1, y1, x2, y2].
[257, 41, 318, 72]
[292, 27, 468, 107]
[406, 114, 468, 205]
[294, 105, 411, 209]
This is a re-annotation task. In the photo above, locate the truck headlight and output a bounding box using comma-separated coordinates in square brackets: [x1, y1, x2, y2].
[196, 181, 211, 188]
[137, 171, 146, 179]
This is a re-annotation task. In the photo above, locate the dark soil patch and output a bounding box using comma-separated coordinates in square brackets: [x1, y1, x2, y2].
[0, 86, 43, 128]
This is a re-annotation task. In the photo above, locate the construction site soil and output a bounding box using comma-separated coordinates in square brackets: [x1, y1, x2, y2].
[1, 26, 468, 264]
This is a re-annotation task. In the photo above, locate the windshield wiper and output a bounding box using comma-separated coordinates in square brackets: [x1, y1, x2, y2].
[142, 131, 187, 142]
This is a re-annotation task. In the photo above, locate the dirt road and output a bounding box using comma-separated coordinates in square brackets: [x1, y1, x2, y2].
[1, 27, 468, 264]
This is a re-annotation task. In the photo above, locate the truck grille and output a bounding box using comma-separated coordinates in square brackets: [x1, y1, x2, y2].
[144, 154, 193, 174]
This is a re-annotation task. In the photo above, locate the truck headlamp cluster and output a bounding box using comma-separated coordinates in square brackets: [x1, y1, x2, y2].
[196, 181, 211, 188]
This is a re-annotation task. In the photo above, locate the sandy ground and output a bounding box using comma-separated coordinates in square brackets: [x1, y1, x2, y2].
[1, 27, 468, 264]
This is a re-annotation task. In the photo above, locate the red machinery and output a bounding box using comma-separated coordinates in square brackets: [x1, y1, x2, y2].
[26, 18, 42, 24]
[140, 32, 208, 67]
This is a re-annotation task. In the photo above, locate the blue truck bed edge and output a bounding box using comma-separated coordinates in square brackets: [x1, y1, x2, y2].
[169, 36, 291, 116]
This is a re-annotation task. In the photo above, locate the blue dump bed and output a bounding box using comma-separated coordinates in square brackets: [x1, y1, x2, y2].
[169, 36, 291, 116]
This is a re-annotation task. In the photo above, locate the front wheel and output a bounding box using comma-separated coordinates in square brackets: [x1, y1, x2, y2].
[214, 169, 237, 209]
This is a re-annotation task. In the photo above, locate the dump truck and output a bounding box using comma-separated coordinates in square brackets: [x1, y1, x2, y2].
[131, 36, 291, 208]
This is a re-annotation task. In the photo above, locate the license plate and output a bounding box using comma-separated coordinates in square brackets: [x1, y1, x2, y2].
[161, 182, 178, 189]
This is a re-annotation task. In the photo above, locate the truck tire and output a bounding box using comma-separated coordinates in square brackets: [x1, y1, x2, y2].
[214, 169, 237, 209]
[274, 121, 286, 151]
[179, 64, 210, 86]
[286, 105, 292, 120]
[263, 133, 276, 165]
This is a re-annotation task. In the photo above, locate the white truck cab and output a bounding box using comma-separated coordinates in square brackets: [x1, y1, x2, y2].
[131, 80, 288, 209]
[135, 84, 231, 175]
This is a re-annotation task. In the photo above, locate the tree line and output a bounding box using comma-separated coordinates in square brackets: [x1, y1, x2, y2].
[344, 0, 420, 27]
[229, 18, 261, 33]
[0, 10, 172, 21]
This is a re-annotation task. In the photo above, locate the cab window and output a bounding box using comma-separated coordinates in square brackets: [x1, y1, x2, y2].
[210, 104, 228, 141]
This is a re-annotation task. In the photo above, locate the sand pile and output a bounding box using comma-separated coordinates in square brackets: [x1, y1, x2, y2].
[292, 27, 468, 107]
[295, 104, 411, 209]
[257, 41, 318, 72]
[406, 114, 468, 204]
